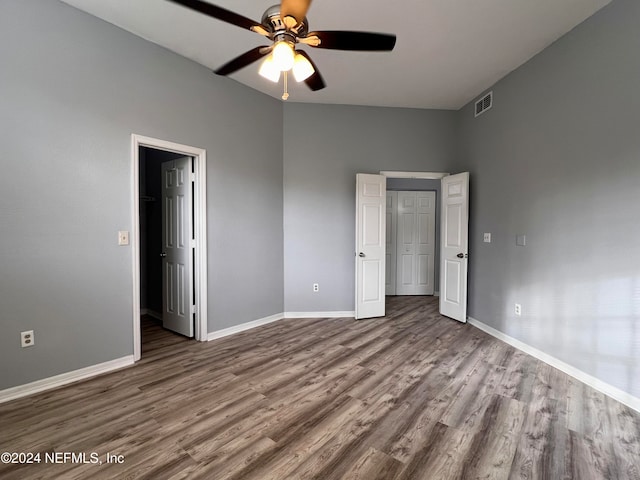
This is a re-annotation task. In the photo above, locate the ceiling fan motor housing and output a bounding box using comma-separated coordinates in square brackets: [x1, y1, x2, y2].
[261, 4, 309, 38]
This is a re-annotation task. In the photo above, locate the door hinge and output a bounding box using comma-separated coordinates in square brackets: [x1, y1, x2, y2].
[191, 305, 196, 314]
[190, 172, 196, 182]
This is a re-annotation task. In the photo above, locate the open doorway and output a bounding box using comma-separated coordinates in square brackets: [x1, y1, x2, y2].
[385, 178, 441, 298]
[355, 171, 454, 320]
[131, 135, 208, 361]
[139, 148, 193, 351]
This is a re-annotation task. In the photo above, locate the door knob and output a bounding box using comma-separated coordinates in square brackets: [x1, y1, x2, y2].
[160, 253, 167, 258]
[456, 253, 464, 258]
[359, 252, 366, 258]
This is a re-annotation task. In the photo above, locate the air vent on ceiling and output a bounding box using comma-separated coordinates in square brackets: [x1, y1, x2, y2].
[475, 91, 493, 117]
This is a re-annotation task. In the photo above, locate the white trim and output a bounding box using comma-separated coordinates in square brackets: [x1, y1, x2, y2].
[0, 356, 134, 404]
[131, 134, 209, 362]
[285, 311, 355, 319]
[380, 171, 449, 180]
[140, 308, 162, 321]
[434, 291, 440, 297]
[193, 147, 208, 343]
[206, 311, 356, 341]
[208, 313, 285, 341]
[468, 316, 640, 413]
[132, 139, 141, 361]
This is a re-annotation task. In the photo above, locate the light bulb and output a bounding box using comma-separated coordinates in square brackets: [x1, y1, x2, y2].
[258, 55, 280, 83]
[292, 53, 315, 82]
[272, 41, 295, 72]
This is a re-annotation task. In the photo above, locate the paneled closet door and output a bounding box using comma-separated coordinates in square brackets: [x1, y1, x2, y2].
[396, 191, 436, 295]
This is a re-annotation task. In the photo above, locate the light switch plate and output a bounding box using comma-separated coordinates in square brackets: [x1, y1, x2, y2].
[516, 234, 526, 246]
[118, 231, 130, 246]
[483, 233, 491, 243]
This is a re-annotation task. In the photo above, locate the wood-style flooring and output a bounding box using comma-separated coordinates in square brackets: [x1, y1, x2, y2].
[1, 296, 639, 479]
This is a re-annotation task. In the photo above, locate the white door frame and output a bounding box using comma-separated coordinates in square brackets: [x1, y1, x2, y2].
[380, 171, 449, 180]
[131, 134, 208, 361]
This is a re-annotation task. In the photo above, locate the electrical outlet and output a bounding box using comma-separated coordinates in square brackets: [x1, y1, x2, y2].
[515, 304, 522, 316]
[118, 231, 129, 246]
[483, 233, 491, 243]
[313, 283, 319, 293]
[21, 330, 34, 348]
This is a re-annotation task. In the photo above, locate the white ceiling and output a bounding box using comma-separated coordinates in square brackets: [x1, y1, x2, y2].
[60, 0, 611, 110]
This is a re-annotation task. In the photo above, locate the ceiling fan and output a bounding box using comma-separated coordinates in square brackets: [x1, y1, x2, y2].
[167, 0, 397, 99]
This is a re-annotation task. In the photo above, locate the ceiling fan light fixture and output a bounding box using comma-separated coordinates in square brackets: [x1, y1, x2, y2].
[272, 40, 295, 71]
[292, 52, 315, 82]
[258, 55, 281, 82]
[169, 0, 396, 96]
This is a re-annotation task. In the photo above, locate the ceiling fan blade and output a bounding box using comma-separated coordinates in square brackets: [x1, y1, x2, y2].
[214, 46, 271, 76]
[305, 31, 396, 51]
[167, 0, 263, 32]
[296, 50, 325, 91]
[280, 0, 312, 24]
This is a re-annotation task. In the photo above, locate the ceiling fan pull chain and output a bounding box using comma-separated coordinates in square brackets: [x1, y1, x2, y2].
[282, 71, 289, 100]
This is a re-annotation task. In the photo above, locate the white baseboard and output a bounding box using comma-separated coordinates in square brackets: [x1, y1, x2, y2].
[140, 309, 162, 321]
[467, 316, 640, 413]
[284, 311, 355, 319]
[208, 312, 285, 341]
[207, 311, 355, 341]
[0, 356, 135, 404]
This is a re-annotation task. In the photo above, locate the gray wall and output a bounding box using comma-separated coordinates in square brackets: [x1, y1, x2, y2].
[455, 0, 640, 397]
[387, 178, 441, 293]
[3, 0, 637, 405]
[283, 103, 456, 312]
[0, 0, 283, 390]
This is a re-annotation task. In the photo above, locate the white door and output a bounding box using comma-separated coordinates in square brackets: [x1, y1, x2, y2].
[355, 174, 386, 319]
[385, 191, 398, 296]
[396, 191, 436, 295]
[439, 172, 469, 323]
[161, 157, 194, 337]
